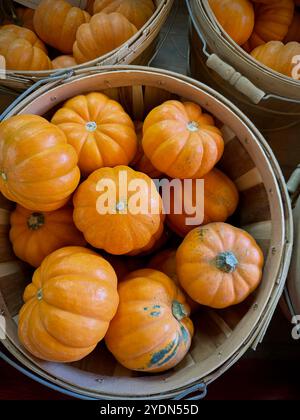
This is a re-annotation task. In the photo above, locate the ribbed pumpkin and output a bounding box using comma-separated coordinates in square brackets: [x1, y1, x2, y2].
[52, 93, 137, 176]
[73, 12, 137, 64]
[284, 10, 300, 43]
[10, 205, 86, 268]
[208, 0, 255, 45]
[18, 246, 119, 363]
[16, 7, 35, 31]
[127, 220, 167, 256]
[73, 166, 164, 255]
[251, 41, 300, 78]
[0, 115, 80, 211]
[167, 168, 239, 237]
[33, 0, 90, 54]
[246, 0, 294, 50]
[176, 223, 264, 309]
[52, 55, 77, 69]
[0, 25, 51, 71]
[142, 101, 224, 179]
[105, 269, 194, 372]
[93, 0, 155, 29]
[149, 249, 199, 313]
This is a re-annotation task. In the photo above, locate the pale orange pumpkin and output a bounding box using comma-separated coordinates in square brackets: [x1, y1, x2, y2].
[167, 168, 239, 237]
[251, 41, 300, 78]
[105, 269, 194, 372]
[52, 55, 77, 69]
[0, 115, 80, 211]
[51, 93, 137, 176]
[0, 24, 47, 52]
[176, 223, 264, 309]
[16, 7, 35, 32]
[73, 166, 164, 255]
[209, 0, 255, 45]
[73, 12, 137, 64]
[18, 246, 119, 362]
[10, 205, 86, 268]
[93, 0, 155, 29]
[34, 0, 90, 54]
[142, 101, 224, 179]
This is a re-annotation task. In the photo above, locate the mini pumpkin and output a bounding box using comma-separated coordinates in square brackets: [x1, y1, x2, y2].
[93, 0, 155, 29]
[0, 115, 80, 211]
[0, 25, 47, 52]
[176, 223, 264, 309]
[251, 41, 300, 77]
[73, 12, 137, 64]
[34, 0, 90, 54]
[284, 10, 300, 43]
[73, 166, 164, 255]
[105, 269, 194, 372]
[52, 55, 77, 69]
[10, 205, 86, 267]
[16, 7, 35, 31]
[167, 168, 239, 237]
[51, 93, 137, 176]
[142, 101, 224, 179]
[208, 0, 255, 45]
[18, 246, 119, 363]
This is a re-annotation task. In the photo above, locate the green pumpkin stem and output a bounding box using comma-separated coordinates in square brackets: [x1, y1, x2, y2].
[215, 251, 238, 273]
[27, 213, 45, 231]
[172, 300, 188, 321]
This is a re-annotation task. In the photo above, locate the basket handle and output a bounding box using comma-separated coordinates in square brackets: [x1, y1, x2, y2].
[206, 54, 266, 105]
[173, 383, 207, 400]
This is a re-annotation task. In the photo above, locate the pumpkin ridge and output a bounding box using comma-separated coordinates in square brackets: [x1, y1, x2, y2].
[93, 129, 129, 162]
[150, 130, 189, 171]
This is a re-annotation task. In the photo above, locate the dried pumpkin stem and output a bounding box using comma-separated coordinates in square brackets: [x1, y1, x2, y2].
[187, 121, 199, 132]
[172, 300, 187, 321]
[215, 251, 238, 273]
[27, 213, 45, 231]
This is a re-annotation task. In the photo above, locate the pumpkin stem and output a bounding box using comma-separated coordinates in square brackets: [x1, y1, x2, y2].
[27, 213, 45, 231]
[172, 300, 188, 321]
[116, 200, 127, 213]
[187, 121, 199, 132]
[85, 121, 97, 132]
[37, 289, 43, 301]
[215, 251, 238, 273]
[0, 171, 7, 181]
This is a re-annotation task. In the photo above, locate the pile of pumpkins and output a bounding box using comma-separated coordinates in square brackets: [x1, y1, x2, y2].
[0, 0, 155, 71]
[0, 93, 264, 372]
[209, 0, 300, 78]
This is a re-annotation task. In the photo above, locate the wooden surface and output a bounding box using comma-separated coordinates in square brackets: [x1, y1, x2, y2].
[1, 0, 300, 401]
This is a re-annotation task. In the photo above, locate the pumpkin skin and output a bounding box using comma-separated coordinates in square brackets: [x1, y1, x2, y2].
[105, 269, 194, 373]
[208, 0, 254, 45]
[73, 166, 164, 255]
[284, 10, 300, 43]
[93, 0, 155, 29]
[16, 7, 35, 31]
[176, 223, 264, 309]
[73, 12, 137, 64]
[149, 249, 199, 313]
[167, 168, 239, 237]
[142, 101, 224, 179]
[51, 93, 137, 176]
[0, 25, 47, 52]
[251, 41, 300, 77]
[9, 205, 86, 268]
[18, 246, 119, 363]
[247, 0, 294, 50]
[52, 55, 78, 69]
[33, 0, 90, 54]
[0, 115, 80, 211]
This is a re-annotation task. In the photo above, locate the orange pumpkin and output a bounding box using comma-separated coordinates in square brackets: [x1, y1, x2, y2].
[176, 223, 264, 309]
[73, 166, 164, 255]
[142, 101, 224, 179]
[247, 0, 294, 50]
[16, 7, 35, 31]
[73, 12, 137, 64]
[18, 246, 119, 362]
[149, 249, 199, 313]
[52, 55, 78, 69]
[105, 269, 194, 372]
[0, 25, 47, 52]
[51, 93, 137, 176]
[167, 168, 239, 237]
[34, 0, 90, 54]
[127, 220, 167, 256]
[284, 10, 300, 42]
[251, 41, 300, 77]
[93, 0, 155, 29]
[0, 115, 80, 211]
[10, 205, 86, 268]
[208, 0, 255, 45]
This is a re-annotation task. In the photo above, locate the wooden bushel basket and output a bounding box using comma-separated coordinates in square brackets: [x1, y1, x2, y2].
[187, 0, 300, 131]
[0, 0, 174, 91]
[0, 66, 293, 399]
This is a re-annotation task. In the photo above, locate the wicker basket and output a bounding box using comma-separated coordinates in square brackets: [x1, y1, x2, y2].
[0, 66, 293, 399]
[187, 0, 300, 131]
[0, 0, 174, 91]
